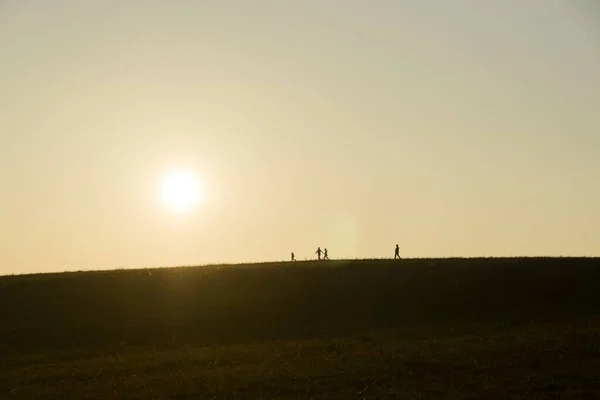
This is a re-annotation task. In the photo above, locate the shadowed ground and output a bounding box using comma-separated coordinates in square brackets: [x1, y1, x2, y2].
[1, 258, 600, 398]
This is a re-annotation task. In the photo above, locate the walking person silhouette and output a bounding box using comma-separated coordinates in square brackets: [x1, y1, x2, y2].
[394, 244, 401, 259]
[291, 252, 296, 261]
[323, 248, 329, 260]
[315, 247, 323, 260]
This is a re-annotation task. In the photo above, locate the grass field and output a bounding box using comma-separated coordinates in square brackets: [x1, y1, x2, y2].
[1, 258, 600, 399]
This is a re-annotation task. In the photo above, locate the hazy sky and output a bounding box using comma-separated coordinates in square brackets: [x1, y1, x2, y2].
[1, 1, 599, 274]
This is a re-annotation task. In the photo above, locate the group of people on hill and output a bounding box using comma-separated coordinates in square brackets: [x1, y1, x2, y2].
[290, 244, 401, 261]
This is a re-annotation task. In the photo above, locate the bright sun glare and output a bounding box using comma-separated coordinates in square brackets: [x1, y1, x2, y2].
[161, 171, 202, 213]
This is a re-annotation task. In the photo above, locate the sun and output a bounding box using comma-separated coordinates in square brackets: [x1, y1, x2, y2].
[161, 171, 203, 213]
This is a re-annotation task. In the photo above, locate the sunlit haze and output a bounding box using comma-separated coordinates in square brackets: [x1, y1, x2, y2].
[1, 1, 599, 274]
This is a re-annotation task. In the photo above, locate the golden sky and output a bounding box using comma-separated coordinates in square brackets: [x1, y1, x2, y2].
[1, 1, 599, 274]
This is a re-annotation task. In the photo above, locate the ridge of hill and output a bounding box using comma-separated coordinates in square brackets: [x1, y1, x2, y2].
[2, 258, 599, 353]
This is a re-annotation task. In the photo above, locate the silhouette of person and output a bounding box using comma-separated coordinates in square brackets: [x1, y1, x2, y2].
[291, 252, 296, 261]
[315, 247, 323, 260]
[395, 244, 401, 259]
[323, 248, 329, 260]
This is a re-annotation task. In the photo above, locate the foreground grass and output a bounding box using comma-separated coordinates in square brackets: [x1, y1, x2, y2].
[3, 320, 600, 399]
[1, 258, 600, 398]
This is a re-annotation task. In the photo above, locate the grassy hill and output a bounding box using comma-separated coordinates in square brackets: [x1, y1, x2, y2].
[2, 258, 600, 398]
